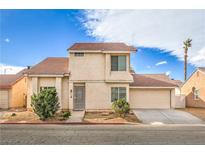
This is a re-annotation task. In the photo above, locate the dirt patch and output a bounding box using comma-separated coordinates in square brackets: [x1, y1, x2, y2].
[179, 108, 205, 121]
[0, 110, 70, 123]
[83, 111, 141, 124]
[0, 111, 40, 122]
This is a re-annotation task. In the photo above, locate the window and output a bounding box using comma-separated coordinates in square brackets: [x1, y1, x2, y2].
[111, 56, 126, 71]
[74, 52, 84, 57]
[40, 87, 55, 91]
[194, 89, 200, 100]
[111, 87, 126, 102]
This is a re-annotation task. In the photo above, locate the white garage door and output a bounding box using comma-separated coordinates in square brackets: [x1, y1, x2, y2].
[0, 90, 9, 109]
[130, 89, 171, 109]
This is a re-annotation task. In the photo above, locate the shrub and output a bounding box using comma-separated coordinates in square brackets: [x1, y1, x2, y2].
[58, 111, 71, 120]
[11, 113, 16, 117]
[112, 98, 130, 117]
[31, 88, 60, 121]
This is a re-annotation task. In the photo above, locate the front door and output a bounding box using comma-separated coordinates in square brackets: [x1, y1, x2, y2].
[73, 85, 85, 111]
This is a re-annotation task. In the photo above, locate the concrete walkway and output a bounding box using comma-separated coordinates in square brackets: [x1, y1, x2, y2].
[133, 109, 204, 124]
[66, 111, 85, 122]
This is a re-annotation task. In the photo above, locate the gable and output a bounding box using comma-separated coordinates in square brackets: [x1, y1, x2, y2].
[182, 69, 205, 88]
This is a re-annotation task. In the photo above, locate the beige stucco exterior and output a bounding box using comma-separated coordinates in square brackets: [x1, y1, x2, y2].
[23, 47, 183, 111]
[68, 82, 129, 110]
[10, 77, 27, 108]
[27, 76, 69, 110]
[68, 52, 133, 82]
[181, 70, 205, 107]
[67, 50, 133, 110]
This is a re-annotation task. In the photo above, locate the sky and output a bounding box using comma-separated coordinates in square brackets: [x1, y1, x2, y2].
[0, 10, 204, 81]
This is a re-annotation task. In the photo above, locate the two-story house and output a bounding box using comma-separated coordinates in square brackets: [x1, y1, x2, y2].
[0, 43, 183, 110]
[67, 43, 135, 110]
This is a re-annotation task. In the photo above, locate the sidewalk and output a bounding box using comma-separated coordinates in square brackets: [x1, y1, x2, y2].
[67, 111, 85, 122]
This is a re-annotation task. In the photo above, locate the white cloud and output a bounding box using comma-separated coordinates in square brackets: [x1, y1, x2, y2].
[165, 71, 171, 76]
[0, 63, 25, 74]
[155, 61, 167, 66]
[82, 10, 205, 66]
[4, 38, 10, 43]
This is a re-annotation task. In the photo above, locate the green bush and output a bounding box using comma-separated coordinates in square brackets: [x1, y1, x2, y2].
[31, 88, 60, 121]
[59, 111, 71, 120]
[112, 98, 130, 117]
[11, 113, 16, 117]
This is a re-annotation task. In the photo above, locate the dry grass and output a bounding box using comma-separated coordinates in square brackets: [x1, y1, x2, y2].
[84, 111, 141, 124]
[179, 108, 205, 121]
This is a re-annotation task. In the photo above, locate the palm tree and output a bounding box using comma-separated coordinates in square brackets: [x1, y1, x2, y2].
[183, 38, 192, 81]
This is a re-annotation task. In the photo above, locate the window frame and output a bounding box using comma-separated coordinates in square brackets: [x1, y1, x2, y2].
[111, 55, 127, 71]
[40, 86, 55, 92]
[111, 87, 127, 102]
[74, 52, 84, 57]
[194, 89, 200, 100]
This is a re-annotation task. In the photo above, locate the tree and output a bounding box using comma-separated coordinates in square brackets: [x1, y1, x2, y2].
[183, 38, 192, 81]
[31, 88, 60, 120]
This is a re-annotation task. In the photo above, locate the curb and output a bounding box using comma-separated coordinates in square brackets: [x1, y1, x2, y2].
[0, 122, 139, 125]
[1, 122, 205, 126]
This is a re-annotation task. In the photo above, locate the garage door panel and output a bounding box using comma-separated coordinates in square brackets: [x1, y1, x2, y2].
[0, 90, 9, 109]
[130, 89, 170, 109]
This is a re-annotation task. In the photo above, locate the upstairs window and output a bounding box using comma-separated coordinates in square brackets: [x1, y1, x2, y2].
[111, 56, 126, 71]
[194, 89, 200, 100]
[111, 87, 126, 102]
[74, 52, 84, 57]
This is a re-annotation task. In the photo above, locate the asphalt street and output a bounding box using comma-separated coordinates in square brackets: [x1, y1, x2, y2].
[1, 124, 205, 144]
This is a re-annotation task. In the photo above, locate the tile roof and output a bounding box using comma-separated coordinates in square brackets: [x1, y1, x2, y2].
[26, 57, 69, 75]
[130, 74, 180, 87]
[0, 68, 27, 89]
[68, 42, 137, 51]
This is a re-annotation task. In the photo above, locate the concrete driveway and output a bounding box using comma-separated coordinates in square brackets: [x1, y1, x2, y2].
[133, 109, 204, 124]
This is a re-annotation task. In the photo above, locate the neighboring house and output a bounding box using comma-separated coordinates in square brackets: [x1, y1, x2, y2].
[181, 67, 205, 108]
[0, 69, 28, 109]
[23, 42, 183, 111]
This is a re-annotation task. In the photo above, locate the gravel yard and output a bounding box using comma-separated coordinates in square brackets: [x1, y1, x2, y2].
[84, 111, 141, 124]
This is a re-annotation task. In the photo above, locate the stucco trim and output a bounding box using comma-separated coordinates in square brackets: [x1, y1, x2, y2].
[69, 50, 102, 53]
[199, 69, 205, 75]
[130, 86, 176, 89]
[69, 50, 133, 54]
[102, 51, 131, 54]
[28, 74, 65, 77]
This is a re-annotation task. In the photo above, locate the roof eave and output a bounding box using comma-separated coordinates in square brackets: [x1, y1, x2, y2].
[130, 86, 176, 89]
[0, 86, 12, 89]
[27, 74, 69, 77]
